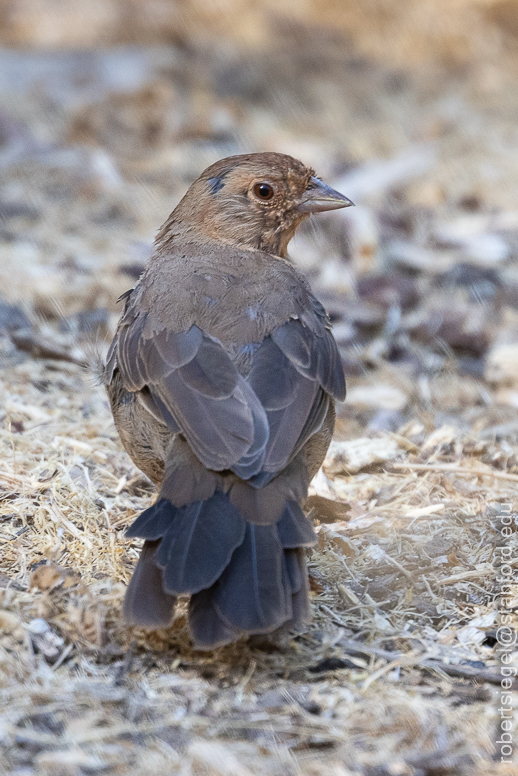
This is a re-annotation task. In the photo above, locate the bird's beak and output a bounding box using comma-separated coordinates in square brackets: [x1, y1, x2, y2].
[297, 177, 354, 214]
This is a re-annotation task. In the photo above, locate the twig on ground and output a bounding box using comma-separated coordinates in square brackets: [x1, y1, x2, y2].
[391, 462, 518, 483]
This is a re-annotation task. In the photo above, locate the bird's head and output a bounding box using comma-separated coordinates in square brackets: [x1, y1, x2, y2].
[158, 152, 353, 258]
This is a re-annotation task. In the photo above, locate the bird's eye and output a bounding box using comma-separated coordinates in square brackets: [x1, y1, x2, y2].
[253, 182, 274, 201]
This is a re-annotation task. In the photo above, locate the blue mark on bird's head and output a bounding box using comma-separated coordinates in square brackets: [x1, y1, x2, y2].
[208, 174, 227, 195]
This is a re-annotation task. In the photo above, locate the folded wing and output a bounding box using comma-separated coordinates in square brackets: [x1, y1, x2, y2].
[108, 299, 344, 481]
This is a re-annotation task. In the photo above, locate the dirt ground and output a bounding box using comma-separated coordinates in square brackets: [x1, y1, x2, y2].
[0, 6, 517, 774]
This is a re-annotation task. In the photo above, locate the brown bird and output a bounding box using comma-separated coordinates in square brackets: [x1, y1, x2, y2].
[105, 152, 352, 649]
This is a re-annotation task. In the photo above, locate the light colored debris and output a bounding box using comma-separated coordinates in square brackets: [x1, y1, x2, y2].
[493, 388, 518, 408]
[26, 618, 64, 660]
[35, 749, 108, 776]
[485, 343, 518, 389]
[318, 525, 357, 557]
[324, 436, 401, 475]
[338, 204, 380, 277]
[345, 384, 409, 411]
[403, 503, 446, 518]
[0, 610, 22, 634]
[5, 399, 52, 421]
[188, 741, 256, 776]
[420, 425, 459, 453]
[393, 461, 518, 483]
[434, 217, 510, 265]
[333, 144, 437, 203]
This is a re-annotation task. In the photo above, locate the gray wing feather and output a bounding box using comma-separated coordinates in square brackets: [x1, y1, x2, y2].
[272, 319, 345, 401]
[110, 303, 344, 479]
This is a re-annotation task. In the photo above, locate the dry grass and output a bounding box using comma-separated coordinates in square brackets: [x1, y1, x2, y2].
[0, 353, 515, 774]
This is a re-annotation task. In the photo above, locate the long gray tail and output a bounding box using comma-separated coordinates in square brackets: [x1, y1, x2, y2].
[123, 490, 315, 649]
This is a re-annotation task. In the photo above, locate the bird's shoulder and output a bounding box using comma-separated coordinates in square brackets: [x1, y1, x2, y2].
[122, 241, 326, 345]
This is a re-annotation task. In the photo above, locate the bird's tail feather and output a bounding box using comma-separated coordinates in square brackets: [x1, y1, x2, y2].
[123, 539, 177, 627]
[123, 489, 316, 648]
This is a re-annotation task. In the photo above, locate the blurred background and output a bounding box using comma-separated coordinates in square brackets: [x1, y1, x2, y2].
[0, 7, 516, 773]
[1, 0, 518, 426]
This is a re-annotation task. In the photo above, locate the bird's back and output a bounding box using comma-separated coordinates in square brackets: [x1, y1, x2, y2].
[130, 241, 316, 348]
